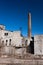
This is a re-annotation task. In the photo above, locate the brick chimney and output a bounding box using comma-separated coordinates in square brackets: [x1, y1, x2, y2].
[28, 13, 31, 39]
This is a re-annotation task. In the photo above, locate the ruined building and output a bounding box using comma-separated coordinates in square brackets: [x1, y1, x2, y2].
[0, 13, 43, 59]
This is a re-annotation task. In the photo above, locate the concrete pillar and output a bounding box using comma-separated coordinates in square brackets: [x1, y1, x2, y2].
[28, 13, 31, 39]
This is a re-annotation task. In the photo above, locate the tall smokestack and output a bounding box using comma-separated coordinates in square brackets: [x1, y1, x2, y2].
[28, 13, 31, 39]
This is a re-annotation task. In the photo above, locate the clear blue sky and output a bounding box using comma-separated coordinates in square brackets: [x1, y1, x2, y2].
[0, 0, 43, 36]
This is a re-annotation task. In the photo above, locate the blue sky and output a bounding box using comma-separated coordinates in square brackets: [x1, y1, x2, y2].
[0, 0, 43, 36]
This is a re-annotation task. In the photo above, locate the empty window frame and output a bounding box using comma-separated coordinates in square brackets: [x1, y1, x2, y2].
[6, 40, 8, 46]
[2, 40, 4, 46]
[9, 39, 11, 45]
[4, 33, 8, 36]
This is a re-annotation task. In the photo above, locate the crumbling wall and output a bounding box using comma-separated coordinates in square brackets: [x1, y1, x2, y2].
[34, 35, 43, 55]
[14, 47, 26, 57]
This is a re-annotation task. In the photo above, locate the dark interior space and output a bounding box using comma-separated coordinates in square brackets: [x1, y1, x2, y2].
[30, 37, 34, 54]
[26, 37, 34, 54]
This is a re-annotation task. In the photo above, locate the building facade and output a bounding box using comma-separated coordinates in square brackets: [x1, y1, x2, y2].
[0, 25, 30, 56]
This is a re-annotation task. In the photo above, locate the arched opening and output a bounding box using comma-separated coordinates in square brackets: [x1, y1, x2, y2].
[9, 39, 11, 45]
[6, 40, 8, 46]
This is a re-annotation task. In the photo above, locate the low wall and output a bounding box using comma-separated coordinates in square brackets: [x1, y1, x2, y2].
[0, 57, 43, 65]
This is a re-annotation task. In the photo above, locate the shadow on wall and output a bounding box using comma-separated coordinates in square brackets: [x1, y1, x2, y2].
[26, 37, 34, 54]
